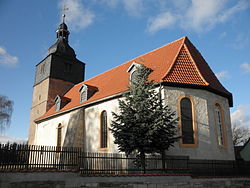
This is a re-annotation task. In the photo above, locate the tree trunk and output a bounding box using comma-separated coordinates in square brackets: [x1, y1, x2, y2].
[140, 150, 146, 174]
[161, 150, 166, 172]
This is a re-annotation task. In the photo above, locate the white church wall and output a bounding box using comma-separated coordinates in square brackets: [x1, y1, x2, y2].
[34, 109, 81, 147]
[83, 86, 234, 160]
[163, 86, 235, 160]
[84, 98, 120, 153]
[35, 86, 234, 160]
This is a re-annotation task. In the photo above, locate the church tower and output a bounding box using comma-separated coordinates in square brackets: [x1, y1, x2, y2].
[28, 20, 85, 145]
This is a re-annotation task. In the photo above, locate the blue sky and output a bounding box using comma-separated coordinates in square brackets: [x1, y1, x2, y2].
[0, 0, 250, 143]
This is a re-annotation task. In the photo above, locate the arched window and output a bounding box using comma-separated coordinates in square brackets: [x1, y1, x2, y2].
[215, 103, 224, 146]
[180, 97, 195, 144]
[100, 111, 108, 149]
[57, 124, 62, 149]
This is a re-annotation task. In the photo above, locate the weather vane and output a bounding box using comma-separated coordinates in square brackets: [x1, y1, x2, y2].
[62, 5, 69, 23]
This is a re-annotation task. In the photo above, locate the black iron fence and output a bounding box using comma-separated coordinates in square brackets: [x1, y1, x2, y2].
[79, 152, 189, 175]
[189, 159, 250, 177]
[0, 144, 81, 171]
[1, 144, 250, 177]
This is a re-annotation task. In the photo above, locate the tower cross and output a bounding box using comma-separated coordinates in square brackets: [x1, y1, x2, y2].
[62, 6, 69, 23]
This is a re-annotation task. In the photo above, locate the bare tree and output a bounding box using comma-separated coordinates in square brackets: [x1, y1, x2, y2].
[232, 123, 250, 146]
[0, 95, 13, 133]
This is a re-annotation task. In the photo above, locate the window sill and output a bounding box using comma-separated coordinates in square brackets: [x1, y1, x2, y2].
[217, 145, 227, 149]
[99, 148, 108, 151]
[179, 142, 198, 148]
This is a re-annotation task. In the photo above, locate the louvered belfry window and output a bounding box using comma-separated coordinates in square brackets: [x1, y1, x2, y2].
[180, 98, 194, 144]
[100, 111, 108, 148]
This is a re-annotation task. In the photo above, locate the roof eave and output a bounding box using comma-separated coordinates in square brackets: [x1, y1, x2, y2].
[35, 91, 124, 123]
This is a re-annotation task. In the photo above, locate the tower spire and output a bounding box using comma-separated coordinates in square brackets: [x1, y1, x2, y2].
[62, 13, 66, 23]
[56, 6, 70, 41]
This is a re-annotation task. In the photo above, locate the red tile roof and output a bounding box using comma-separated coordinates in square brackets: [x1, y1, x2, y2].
[164, 45, 208, 85]
[36, 36, 233, 122]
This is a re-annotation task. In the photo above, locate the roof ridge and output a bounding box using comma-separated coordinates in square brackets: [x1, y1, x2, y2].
[161, 37, 186, 80]
[141, 36, 186, 58]
[183, 42, 209, 85]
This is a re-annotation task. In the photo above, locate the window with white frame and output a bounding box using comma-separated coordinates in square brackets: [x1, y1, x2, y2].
[127, 62, 141, 84]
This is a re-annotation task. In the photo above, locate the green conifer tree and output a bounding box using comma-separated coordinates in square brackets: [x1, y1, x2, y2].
[150, 84, 179, 170]
[110, 64, 179, 172]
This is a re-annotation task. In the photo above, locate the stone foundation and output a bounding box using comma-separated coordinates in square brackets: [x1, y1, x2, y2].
[1, 172, 250, 188]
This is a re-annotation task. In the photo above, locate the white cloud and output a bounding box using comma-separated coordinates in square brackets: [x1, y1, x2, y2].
[147, 0, 250, 33]
[101, 0, 119, 8]
[231, 105, 250, 128]
[58, 0, 95, 31]
[215, 71, 229, 80]
[147, 12, 177, 33]
[101, 0, 144, 17]
[0, 46, 18, 67]
[217, 0, 250, 23]
[184, 0, 250, 32]
[241, 63, 250, 73]
[122, 0, 144, 17]
[169, 0, 189, 11]
[219, 32, 227, 39]
[0, 134, 27, 144]
[183, 0, 226, 32]
[233, 32, 250, 49]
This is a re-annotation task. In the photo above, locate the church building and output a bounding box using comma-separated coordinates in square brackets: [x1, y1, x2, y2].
[29, 21, 235, 160]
